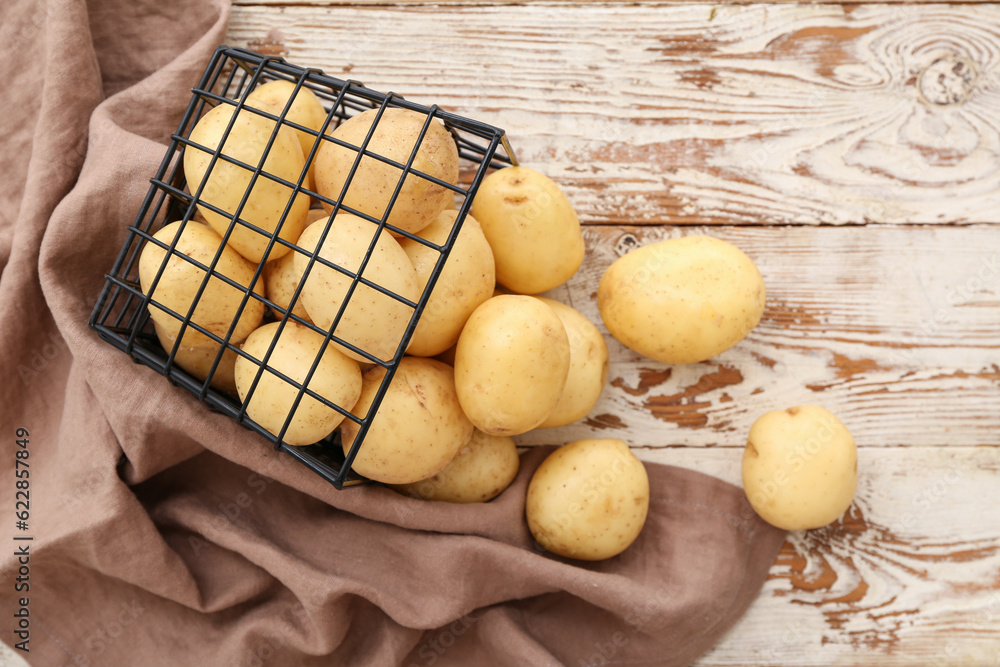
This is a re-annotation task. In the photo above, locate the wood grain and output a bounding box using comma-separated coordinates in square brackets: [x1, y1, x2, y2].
[670, 447, 1000, 666]
[233, 0, 979, 6]
[223, 3, 1000, 666]
[226, 3, 1000, 225]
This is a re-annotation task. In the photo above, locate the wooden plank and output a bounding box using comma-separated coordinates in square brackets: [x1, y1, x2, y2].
[642, 447, 1000, 667]
[226, 3, 1000, 226]
[232, 0, 979, 6]
[516, 225, 1000, 450]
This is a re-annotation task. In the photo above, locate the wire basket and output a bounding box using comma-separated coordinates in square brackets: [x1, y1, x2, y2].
[89, 45, 516, 488]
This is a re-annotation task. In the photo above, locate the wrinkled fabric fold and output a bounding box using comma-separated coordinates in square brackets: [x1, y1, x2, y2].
[0, 1, 785, 665]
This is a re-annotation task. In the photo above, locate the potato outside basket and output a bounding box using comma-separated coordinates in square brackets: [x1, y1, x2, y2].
[89, 46, 516, 488]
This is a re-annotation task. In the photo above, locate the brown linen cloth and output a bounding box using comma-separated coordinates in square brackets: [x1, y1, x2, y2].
[0, 0, 786, 664]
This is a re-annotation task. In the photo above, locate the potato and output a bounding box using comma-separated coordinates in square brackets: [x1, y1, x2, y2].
[391, 429, 519, 503]
[470, 166, 585, 294]
[454, 295, 571, 435]
[742, 405, 857, 530]
[294, 212, 420, 363]
[314, 108, 459, 235]
[138, 221, 265, 348]
[261, 209, 329, 323]
[534, 298, 610, 428]
[526, 438, 649, 561]
[246, 80, 328, 172]
[153, 321, 240, 395]
[598, 235, 765, 364]
[342, 357, 473, 484]
[235, 321, 362, 446]
[184, 103, 310, 263]
[399, 210, 495, 357]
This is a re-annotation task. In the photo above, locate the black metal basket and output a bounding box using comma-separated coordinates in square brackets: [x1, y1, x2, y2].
[89, 46, 515, 488]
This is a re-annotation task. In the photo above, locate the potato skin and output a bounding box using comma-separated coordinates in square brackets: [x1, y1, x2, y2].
[153, 321, 240, 395]
[246, 80, 327, 167]
[184, 103, 310, 263]
[400, 210, 495, 357]
[138, 221, 264, 349]
[598, 235, 765, 364]
[235, 321, 362, 446]
[391, 429, 519, 503]
[454, 295, 571, 436]
[742, 405, 857, 530]
[314, 108, 458, 235]
[526, 438, 649, 561]
[293, 213, 420, 363]
[342, 357, 473, 484]
[534, 297, 610, 428]
[470, 166, 585, 294]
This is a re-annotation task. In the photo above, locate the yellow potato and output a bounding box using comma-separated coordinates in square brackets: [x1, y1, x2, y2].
[342, 357, 473, 484]
[454, 295, 571, 435]
[235, 321, 363, 446]
[399, 210, 495, 357]
[184, 103, 310, 263]
[742, 405, 857, 530]
[262, 250, 311, 324]
[598, 235, 765, 364]
[470, 166, 585, 294]
[261, 209, 329, 324]
[293, 213, 420, 363]
[246, 80, 327, 165]
[534, 298, 610, 428]
[526, 438, 649, 561]
[391, 429, 519, 503]
[153, 321, 240, 395]
[314, 108, 459, 235]
[138, 221, 265, 348]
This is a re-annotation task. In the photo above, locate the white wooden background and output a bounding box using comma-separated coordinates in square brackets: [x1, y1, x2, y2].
[221, 2, 1000, 665]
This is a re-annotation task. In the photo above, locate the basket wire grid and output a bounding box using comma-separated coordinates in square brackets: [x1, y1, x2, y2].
[89, 45, 516, 488]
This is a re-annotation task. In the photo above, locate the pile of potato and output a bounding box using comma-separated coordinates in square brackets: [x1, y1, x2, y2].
[140, 77, 856, 562]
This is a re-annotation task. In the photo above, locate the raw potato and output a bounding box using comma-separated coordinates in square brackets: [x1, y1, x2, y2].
[742, 405, 857, 530]
[184, 103, 310, 263]
[235, 321, 362, 446]
[262, 249, 312, 323]
[261, 209, 328, 323]
[526, 438, 650, 561]
[391, 430, 519, 503]
[534, 297, 610, 428]
[598, 235, 765, 364]
[400, 210, 496, 357]
[314, 108, 459, 235]
[246, 80, 328, 171]
[138, 221, 265, 349]
[470, 166, 585, 294]
[294, 213, 420, 363]
[153, 321, 239, 395]
[454, 295, 571, 436]
[341, 357, 473, 484]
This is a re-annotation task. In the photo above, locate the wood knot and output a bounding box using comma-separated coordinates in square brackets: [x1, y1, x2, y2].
[614, 233, 640, 256]
[918, 55, 977, 106]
